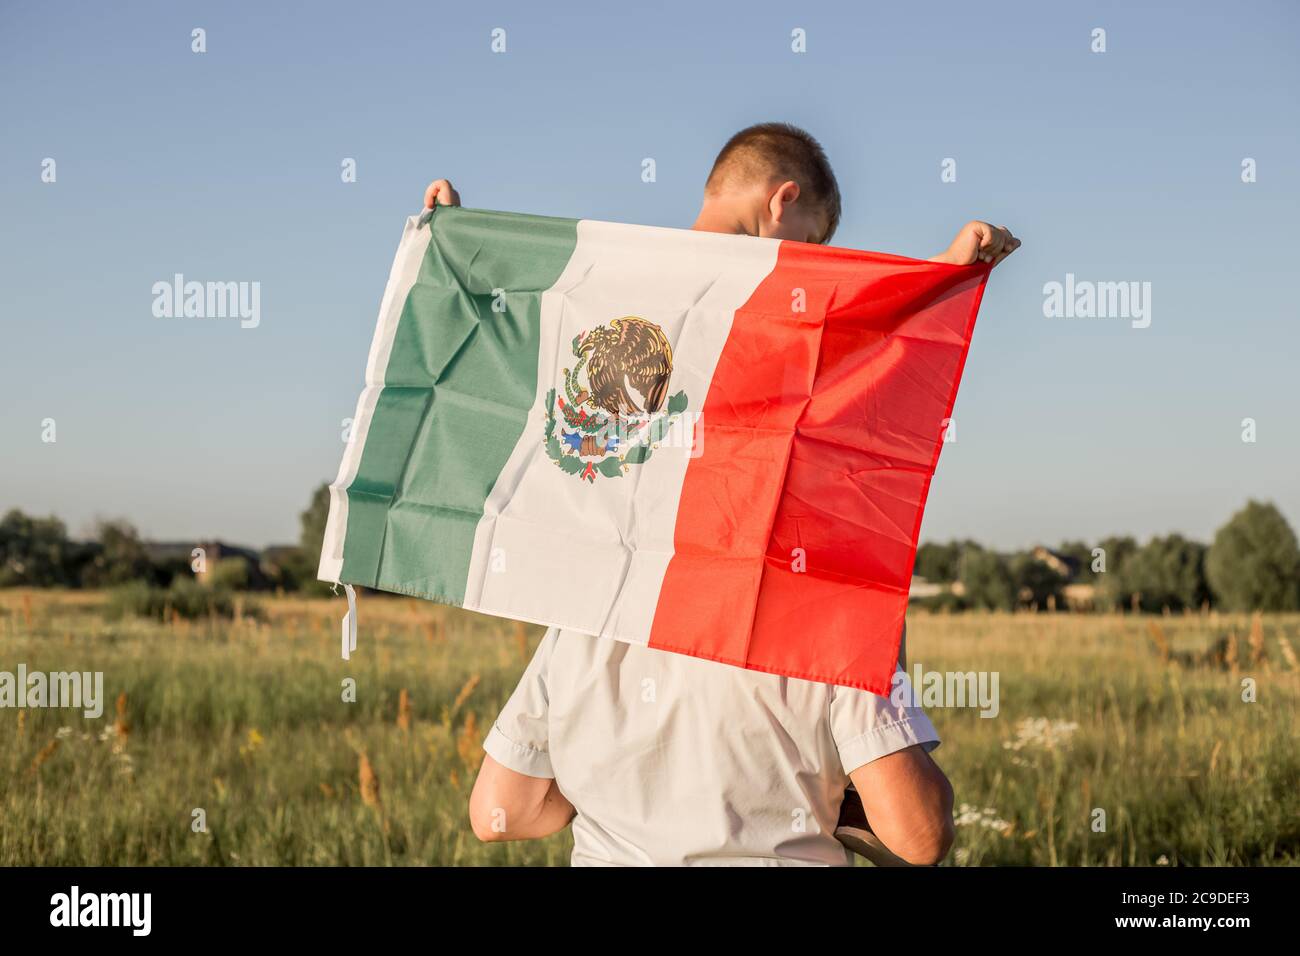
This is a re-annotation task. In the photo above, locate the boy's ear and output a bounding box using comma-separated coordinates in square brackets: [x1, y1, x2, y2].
[767, 180, 801, 225]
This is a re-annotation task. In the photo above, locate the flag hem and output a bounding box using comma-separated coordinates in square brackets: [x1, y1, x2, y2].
[318, 214, 433, 583]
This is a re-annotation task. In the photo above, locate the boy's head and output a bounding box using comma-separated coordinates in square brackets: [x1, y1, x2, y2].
[698, 122, 841, 245]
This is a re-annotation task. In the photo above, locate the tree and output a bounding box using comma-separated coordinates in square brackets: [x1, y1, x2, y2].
[914, 541, 962, 582]
[1091, 535, 1139, 609]
[210, 556, 251, 591]
[1094, 535, 1137, 578]
[1010, 552, 1066, 609]
[280, 483, 335, 596]
[300, 484, 331, 559]
[1206, 500, 1300, 611]
[81, 519, 151, 587]
[959, 547, 1015, 610]
[1109, 534, 1209, 613]
[0, 509, 73, 586]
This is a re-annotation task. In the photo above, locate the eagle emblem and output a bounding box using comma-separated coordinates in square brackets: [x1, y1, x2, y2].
[543, 316, 689, 482]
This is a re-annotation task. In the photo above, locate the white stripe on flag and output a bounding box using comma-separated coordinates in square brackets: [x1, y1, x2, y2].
[461, 220, 780, 642]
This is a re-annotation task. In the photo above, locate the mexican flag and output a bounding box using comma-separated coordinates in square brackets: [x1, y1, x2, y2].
[319, 207, 989, 694]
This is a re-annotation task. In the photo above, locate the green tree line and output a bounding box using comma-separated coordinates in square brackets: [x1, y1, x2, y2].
[0, 484, 332, 596]
[907, 500, 1299, 613]
[4, 493, 1299, 614]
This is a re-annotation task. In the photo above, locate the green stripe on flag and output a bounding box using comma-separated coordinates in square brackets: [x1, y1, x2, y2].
[340, 207, 579, 602]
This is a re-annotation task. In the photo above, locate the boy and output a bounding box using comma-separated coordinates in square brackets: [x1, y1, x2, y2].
[424, 123, 1018, 865]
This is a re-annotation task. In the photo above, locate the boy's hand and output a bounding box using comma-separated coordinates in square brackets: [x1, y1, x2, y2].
[423, 179, 462, 209]
[931, 221, 1019, 266]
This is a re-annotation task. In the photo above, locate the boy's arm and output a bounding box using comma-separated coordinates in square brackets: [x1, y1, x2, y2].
[847, 745, 955, 865]
[931, 220, 1020, 266]
[469, 754, 575, 842]
[471, 627, 569, 843]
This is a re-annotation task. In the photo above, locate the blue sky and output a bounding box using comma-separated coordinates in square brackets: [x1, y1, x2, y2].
[2, 0, 1298, 549]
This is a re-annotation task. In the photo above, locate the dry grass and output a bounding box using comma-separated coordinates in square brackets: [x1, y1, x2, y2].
[906, 610, 1300, 865]
[0, 590, 1296, 866]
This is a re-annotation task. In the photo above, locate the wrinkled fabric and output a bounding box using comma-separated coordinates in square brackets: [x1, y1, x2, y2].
[322, 208, 990, 695]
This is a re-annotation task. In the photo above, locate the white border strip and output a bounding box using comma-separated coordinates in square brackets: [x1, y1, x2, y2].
[317, 214, 434, 583]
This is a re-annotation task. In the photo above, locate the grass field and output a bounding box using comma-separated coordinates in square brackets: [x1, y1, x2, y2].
[1, 589, 1296, 866]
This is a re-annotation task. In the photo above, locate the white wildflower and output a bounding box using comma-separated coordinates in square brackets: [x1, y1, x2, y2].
[953, 803, 1012, 833]
[1002, 717, 1080, 752]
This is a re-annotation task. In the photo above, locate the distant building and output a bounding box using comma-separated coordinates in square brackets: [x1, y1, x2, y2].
[142, 541, 199, 565]
[259, 545, 301, 589]
[1063, 582, 1097, 611]
[1031, 546, 1080, 580]
[260, 545, 298, 569]
[193, 541, 260, 585]
[144, 540, 263, 586]
[908, 577, 944, 599]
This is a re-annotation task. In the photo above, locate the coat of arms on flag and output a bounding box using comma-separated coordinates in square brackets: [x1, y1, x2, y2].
[319, 206, 990, 694]
[545, 317, 691, 483]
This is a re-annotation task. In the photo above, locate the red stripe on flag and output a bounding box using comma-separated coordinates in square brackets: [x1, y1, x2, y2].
[648, 241, 989, 694]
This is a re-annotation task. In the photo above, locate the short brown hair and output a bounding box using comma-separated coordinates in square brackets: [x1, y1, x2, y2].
[705, 122, 842, 244]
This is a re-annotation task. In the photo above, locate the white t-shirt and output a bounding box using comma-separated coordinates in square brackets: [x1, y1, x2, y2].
[483, 626, 940, 866]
